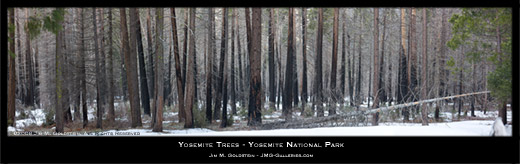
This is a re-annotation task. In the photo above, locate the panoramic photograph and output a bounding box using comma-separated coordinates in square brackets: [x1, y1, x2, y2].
[6, 7, 512, 136]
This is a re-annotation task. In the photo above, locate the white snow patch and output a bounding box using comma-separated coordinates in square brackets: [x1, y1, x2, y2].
[263, 112, 282, 119]
[87, 106, 96, 121]
[78, 120, 501, 136]
[8, 126, 21, 132]
[233, 115, 241, 121]
[15, 109, 46, 128]
[188, 120, 497, 136]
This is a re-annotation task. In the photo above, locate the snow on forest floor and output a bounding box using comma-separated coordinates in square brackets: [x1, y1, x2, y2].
[14, 109, 46, 129]
[7, 101, 512, 136]
[22, 120, 506, 136]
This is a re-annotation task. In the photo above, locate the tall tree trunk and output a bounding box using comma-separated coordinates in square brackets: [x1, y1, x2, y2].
[93, 8, 103, 129]
[355, 13, 363, 107]
[340, 9, 346, 104]
[8, 8, 16, 127]
[292, 20, 299, 108]
[347, 28, 354, 106]
[247, 8, 262, 126]
[283, 8, 295, 120]
[170, 8, 185, 124]
[182, 9, 189, 91]
[205, 8, 214, 123]
[24, 9, 35, 107]
[56, 25, 66, 132]
[329, 8, 339, 115]
[301, 8, 307, 111]
[408, 8, 417, 118]
[134, 9, 152, 116]
[146, 9, 155, 100]
[268, 9, 276, 110]
[16, 9, 25, 105]
[98, 9, 108, 125]
[301, 8, 308, 111]
[63, 15, 72, 124]
[122, 8, 143, 128]
[277, 36, 283, 110]
[152, 8, 164, 132]
[55, 9, 66, 133]
[33, 9, 40, 107]
[72, 8, 82, 122]
[165, 24, 172, 107]
[421, 8, 429, 126]
[348, 13, 355, 107]
[79, 8, 89, 128]
[436, 8, 448, 118]
[120, 40, 128, 102]
[236, 10, 244, 105]
[372, 8, 380, 109]
[214, 8, 228, 120]
[315, 8, 324, 117]
[230, 9, 237, 115]
[379, 9, 388, 105]
[408, 8, 418, 106]
[245, 8, 253, 110]
[398, 8, 409, 121]
[220, 69, 229, 128]
[183, 8, 197, 128]
[107, 9, 116, 124]
[193, 27, 199, 106]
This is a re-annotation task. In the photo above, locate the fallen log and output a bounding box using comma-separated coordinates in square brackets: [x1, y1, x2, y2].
[258, 91, 490, 130]
[366, 91, 490, 114]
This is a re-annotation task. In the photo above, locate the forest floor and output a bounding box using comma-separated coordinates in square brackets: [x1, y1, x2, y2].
[7, 100, 512, 136]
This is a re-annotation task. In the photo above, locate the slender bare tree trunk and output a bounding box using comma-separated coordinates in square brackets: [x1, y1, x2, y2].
[329, 8, 339, 115]
[379, 9, 388, 105]
[283, 8, 295, 120]
[92, 8, 103, 129]
[107, 9, 115, 124]
[8, 8, 17, 127]
[24, 9, 35, 107]
[182, 9, 189, 91]
[121, 8, 142, 128]
[183, 8, 197, 128]
[134, 9, 151, 116]
[55, 9, 66, 133]
[236, 10, 244, 105]
[79, 8, 89, 128]
[315, 8, 324, 117]
[421, 8, 429, 126]
[301, 8, 308, 113]
[268, 9, 276, 110]
[398, 8, 410, 121]
[170, 8, 185, 124]
[372, 8, 380, 108]
[340, 9, 346, 105]
[205, 8, 214, 123]
[152, 8, 164, 132]
[230, 9, 237, 115]
[409, 8, 418, 108]
[372, 8, 380, 109]
[247, 8, 262, 126]
[355, 13, 363, 108]
[146, 9, 155, 99]
[214, 8, 228, 120]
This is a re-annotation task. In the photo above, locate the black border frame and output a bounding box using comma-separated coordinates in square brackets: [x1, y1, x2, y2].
[1, 0, 518, 163]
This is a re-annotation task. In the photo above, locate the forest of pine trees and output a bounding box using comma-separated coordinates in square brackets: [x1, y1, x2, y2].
[7, 8, 512, 133]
